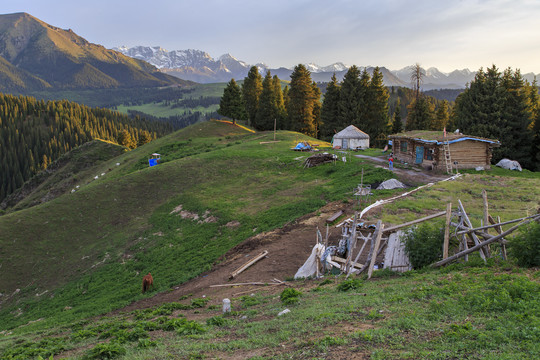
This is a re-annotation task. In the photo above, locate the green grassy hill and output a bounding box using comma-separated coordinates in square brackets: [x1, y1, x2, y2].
[0, 121, 538, 359]
[0, 121, 392, 330]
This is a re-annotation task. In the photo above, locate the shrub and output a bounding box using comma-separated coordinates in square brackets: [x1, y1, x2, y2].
[176, 320, 206, 336]
[337, 278, 364, 292]
[508, 221, 540, 267]
[84, 343, 126, 359]
[280, 288, 302, 305]
[206, 315, 229, 327]
[401, 222, 444, 269]
[137, 338, 158, 349]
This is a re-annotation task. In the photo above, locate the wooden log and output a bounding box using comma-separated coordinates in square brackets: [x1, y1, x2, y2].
[210, 282, 268, 287]
[443, 203, 452, 259]
[458, 200, 487, 261]
[230, 250, 269, 279]
[432, 215, 540, 268]
[368, 221, 384, 279]
[383, 211, 446, 233]
[457, 214, 539, 235]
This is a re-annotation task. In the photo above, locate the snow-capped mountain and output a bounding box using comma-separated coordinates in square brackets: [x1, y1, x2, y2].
[114, 46, 538, 88]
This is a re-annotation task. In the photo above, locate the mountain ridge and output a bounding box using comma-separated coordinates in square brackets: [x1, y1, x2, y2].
[0, 13, 188, 92]
[115, 45, 540, 89]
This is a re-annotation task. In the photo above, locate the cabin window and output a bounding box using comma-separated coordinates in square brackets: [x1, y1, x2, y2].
[424, 148, 434, 160]
[400, 141, 408, 153]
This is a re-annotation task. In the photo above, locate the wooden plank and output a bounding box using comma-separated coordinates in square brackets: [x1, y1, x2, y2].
[367, 221, 384, 279]
[383, 211, 446, 233]
[326, 210, 343, 223]
[210, 282, 268, 287]
[346, 237, 369, 279]
[443, 203, 452, 259]
[432, 215, 540, 268]
[331, 256, 363, 269]
[230, 250, 269, 279]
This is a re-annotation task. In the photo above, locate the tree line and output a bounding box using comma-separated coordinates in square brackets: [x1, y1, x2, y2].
[0, 93, 174, 202]
[218, 64, 446, 147]
[219, 63, 539, 170]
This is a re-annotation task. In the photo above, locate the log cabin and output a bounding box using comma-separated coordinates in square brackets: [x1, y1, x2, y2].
[388, 130, 500, 172]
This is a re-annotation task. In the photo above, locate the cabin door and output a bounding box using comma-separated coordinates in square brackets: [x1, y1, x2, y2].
[342, 139, 348, 149]
[415, 146, 424, 164]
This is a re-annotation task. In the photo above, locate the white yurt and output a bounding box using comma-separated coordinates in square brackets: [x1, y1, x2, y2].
[333, 125, 370, 150]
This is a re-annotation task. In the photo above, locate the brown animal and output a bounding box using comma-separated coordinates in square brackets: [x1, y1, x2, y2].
[142, 273, 154, 293]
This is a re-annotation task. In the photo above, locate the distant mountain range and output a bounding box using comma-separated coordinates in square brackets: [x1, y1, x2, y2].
[0, 13, 188, 93]
[115, 46, 540, 89]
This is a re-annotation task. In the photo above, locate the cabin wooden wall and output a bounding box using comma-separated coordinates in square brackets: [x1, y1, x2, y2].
[393, 138, 494, 171]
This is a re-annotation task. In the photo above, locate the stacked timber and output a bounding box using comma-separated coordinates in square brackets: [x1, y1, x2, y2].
[303, 153, 337, 168]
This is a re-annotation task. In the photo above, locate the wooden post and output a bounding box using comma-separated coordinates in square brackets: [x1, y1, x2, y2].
[443, 202, 452, 259]
[367, 221, 384, 279]
[346, 236, 369, 279]
[481, 189, 491, 257]
[273, 118, 277, 141]
[497, 215, 507, 260]
[458, 200, 487, 262]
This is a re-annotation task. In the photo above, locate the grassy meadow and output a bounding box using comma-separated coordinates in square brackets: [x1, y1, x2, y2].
[0, 120, 539, 359]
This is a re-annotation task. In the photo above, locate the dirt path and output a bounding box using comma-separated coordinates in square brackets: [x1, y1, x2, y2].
[118, 156, 449, 313]
[355, 154, 450, 185]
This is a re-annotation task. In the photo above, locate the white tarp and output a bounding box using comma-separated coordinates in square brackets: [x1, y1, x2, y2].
[496, 159, 522, 171]
[376, 179, 407, 190]
[294, 244, 325, 279]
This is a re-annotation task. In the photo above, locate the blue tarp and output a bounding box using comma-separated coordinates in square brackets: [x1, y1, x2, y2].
[148, 158, 159, 167]
[293, 142, 312, 150]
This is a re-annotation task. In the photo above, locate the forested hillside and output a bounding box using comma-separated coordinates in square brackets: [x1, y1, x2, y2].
[0, 93, 173, 203]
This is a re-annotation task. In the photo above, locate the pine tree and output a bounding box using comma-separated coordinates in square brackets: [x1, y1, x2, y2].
[287, 64, 318, 137]
[312, 82, 322, 138]
[366, 66, 390, 146]
[499, 69, 533, 168]
[242, 66, 263, 127]
[433, 100, 450, 130]
[406, 97, 434, 130]
[320, 73, 341, 140]
[392, 98, 403, 134]
[272, 75, 286, 129]
[218, 78, 246, 125]
[254, 71, 278, 130]
[338, 65, 362, 129]
[452, 65, 535, 167]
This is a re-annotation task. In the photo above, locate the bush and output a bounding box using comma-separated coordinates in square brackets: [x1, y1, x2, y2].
[280, 288, 302, 305]
[401, 222, 444, 269]
[84, 343, 126, 359]
[337, 278, 363, 292]
[508, 221, 540, 267]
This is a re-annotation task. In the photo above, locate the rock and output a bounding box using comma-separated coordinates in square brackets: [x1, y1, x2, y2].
[278, 308, 291, 316]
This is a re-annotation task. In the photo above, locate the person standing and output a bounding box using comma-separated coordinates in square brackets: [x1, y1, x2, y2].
[389, 153, 394, 171]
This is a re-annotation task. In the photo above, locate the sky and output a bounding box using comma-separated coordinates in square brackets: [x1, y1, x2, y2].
[3, 0, 540, 73]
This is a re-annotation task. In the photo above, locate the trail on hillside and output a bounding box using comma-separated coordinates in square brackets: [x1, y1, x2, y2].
[118, 157, 448, 313]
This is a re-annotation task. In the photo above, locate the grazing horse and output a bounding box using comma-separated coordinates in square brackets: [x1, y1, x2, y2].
[142, 273, 154, 293]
